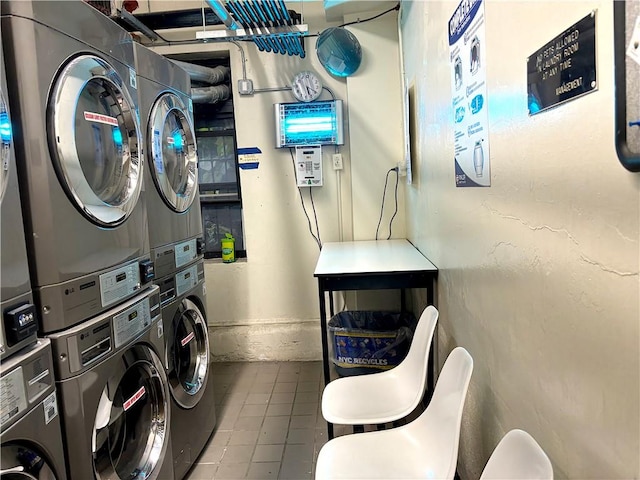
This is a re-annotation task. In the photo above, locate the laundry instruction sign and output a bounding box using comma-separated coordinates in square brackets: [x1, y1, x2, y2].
[449, 0, 491, 187]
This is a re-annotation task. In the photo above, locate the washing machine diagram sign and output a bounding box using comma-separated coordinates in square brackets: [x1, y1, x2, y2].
[43, 391, 59, 425]
[449, 0, 491, 187]
[0, 366, 27, 428]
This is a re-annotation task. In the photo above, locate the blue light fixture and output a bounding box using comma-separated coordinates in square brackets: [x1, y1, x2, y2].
[0, 111, 12, 144]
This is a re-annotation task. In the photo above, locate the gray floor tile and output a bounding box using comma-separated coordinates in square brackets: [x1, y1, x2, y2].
[290, 414, 316, 429]
[273, 382, 297, 393]
[292, 402, 318, 415]
[250, 382, 275, 394]
[210, 430, 232, 446]
[266, 403, 293, 416]
[282, 444, 315, 464]
[270, 392, 295, 404]
[245, 392, 271, 405]
[256, 372, 278, 383]
[228, 429, 260, 446]
[239, 403, 268, 417]
[296, 381, 320, 393]
[220, 445, 255, 464]
[295, 391, 320, 403]
[252, 444, 285, 462]
[247, 462, 280, 479]
[257, 427, 288, 445]
[215, 463, 249, 479]
[276, 372, 299, 383]
[262, 416, 290, 429]
[278, 461, 313, 480]
[233, 415, 264, 431]
[286, 428, 315, 445]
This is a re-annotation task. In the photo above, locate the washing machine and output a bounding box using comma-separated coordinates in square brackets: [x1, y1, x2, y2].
[133, 43, 204, 281]
[156, 260, 216, 479]
[47, 284, 174, 480]
[1, 0, 155, 334]
[0, 35, 38, 360]
[0, 338, 68, 479]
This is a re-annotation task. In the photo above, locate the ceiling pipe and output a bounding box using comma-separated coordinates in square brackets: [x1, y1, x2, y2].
[191, 85, 231, 104]
[170, 60, 230, 85]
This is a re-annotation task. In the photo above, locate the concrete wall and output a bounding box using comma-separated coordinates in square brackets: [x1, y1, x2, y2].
[151, 2, 405, 360]
[399, 1, 639, 479]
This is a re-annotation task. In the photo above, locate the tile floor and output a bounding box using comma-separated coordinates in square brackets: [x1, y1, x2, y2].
[185, 361, 332, 480]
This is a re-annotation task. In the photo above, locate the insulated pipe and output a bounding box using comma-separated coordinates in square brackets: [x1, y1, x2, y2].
[170, 60, 230, 85]
[191, 85, 231, 104]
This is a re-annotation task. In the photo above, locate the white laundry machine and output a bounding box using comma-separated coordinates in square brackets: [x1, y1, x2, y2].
[48, 285, 174, 480]
[0, 35, 38, 360]
[156, 261, 215, 479]
[0, 339, 68, 479]
[1, 0, 155, 334]
[133, 43, 204, 280]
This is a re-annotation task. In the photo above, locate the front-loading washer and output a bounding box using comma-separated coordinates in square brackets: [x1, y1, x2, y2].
[47, 285, 174, 480]
[133, 43, 204, 281]
[1, 0, 155, 334]
[156, 260, 216, 479]
[0, 338, 68, 479]
[0, 35, 38, 360]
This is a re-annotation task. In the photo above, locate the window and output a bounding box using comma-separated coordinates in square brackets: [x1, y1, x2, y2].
[194, 86, 245, 259]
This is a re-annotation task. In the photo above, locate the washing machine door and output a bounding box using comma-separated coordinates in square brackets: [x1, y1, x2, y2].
[0, 89, 11, 205]
[0, 443, 58, 479]
[168, 298, 209, 408]
[49, 54, 142, 227]
[148, 92, 198, 213]
[92, 345, 169, 480]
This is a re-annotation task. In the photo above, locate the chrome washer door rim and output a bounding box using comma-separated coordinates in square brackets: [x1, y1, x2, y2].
[168, 298, 209, 408]
[92, 345, 169, 480]
[49, 54, 142, 227]
[148, 92, 197, 213]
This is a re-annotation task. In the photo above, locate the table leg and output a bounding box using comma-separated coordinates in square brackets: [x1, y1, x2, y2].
[317, 280, 335, 439]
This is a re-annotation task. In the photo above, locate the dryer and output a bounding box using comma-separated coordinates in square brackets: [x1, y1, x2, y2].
[0, 339, 68, 479]
[0, 35, 38, 360]
[48, 285, 174, 480]
[133, 43, 204, 281]
[156, 260, 216, 479]
[1, 0, 154, 334]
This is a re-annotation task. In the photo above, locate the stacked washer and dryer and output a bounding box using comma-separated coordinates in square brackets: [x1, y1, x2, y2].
[134, 43, 217, 480]
[0, 1, 215, 478]
[0, 33, 68, 480]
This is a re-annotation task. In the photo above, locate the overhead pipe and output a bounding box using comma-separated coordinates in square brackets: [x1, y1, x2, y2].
[170, 60, 230, 85]
[191, 85, 231, 104]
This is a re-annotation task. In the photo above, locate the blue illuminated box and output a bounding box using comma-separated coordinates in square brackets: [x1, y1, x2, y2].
[274, 100, 344, 148]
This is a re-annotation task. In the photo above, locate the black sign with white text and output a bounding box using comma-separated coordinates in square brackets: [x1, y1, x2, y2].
[527, 12, 597, 115]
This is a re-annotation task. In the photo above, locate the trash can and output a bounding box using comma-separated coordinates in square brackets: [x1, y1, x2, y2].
[328, 311, 417, 377]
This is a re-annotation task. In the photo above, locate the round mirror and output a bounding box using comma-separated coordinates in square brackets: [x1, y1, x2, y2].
[316, 27, 362, 77]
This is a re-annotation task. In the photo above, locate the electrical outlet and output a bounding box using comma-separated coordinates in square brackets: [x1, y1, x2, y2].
[397, 161, 407, 177]
[238, 78, 254, 95]
[332, 153, 343, 170]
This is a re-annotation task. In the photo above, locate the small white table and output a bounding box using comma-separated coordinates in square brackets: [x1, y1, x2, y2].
[314, 239, 438, 438]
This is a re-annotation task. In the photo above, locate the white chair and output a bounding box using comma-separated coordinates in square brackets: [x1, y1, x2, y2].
[480, 429, 553, 480]
[321, 305, 439, 426]
[315, 347, 474, 480]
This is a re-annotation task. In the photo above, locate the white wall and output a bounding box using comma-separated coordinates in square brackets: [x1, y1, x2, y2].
[152, 1, 405, 360]
[400, 1, 639, 479]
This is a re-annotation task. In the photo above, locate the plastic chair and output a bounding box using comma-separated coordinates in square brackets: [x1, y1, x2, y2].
[480, 429, 553, 480]
[315, 347, 474, 480]
[321, 305, 439, 426]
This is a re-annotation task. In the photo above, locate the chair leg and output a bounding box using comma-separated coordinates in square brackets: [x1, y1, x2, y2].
[353, 425, 365, 433]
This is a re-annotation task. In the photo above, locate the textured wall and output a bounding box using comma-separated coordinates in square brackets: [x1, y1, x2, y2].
[400, 1, 639, 478]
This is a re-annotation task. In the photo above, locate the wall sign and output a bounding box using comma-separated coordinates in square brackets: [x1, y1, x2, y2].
[527, 12, 597, 115]
[449, 0, 491, 187]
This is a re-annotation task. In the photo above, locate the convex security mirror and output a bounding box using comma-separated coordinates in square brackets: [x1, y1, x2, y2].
[316, 27, 362, 77]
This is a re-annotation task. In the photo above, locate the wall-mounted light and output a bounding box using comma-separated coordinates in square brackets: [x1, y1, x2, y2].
[316, 27, 362, 77]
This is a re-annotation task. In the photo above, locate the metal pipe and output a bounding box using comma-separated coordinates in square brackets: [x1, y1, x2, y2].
[191, 85, 231, 103]
[205, 0, 239, 29]
[170, 60, 230, 85]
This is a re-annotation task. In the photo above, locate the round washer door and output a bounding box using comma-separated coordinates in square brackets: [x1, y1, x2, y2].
[168, 298, 209, 408]
[0, 443, 58, 479]
[49, 54, 142, 227]
[148, 92, 198, 213]
[0, 88, 12, 204]
[92, 345, 169, 480]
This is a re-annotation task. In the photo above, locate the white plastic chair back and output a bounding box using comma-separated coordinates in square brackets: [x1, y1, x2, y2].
[480, 429, 553, 480]
[315, 346, 474, 480]
[321, 305, 439, 425]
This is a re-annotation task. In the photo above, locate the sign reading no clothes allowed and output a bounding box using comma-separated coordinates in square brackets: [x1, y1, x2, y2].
[449, 0, 491, 187]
